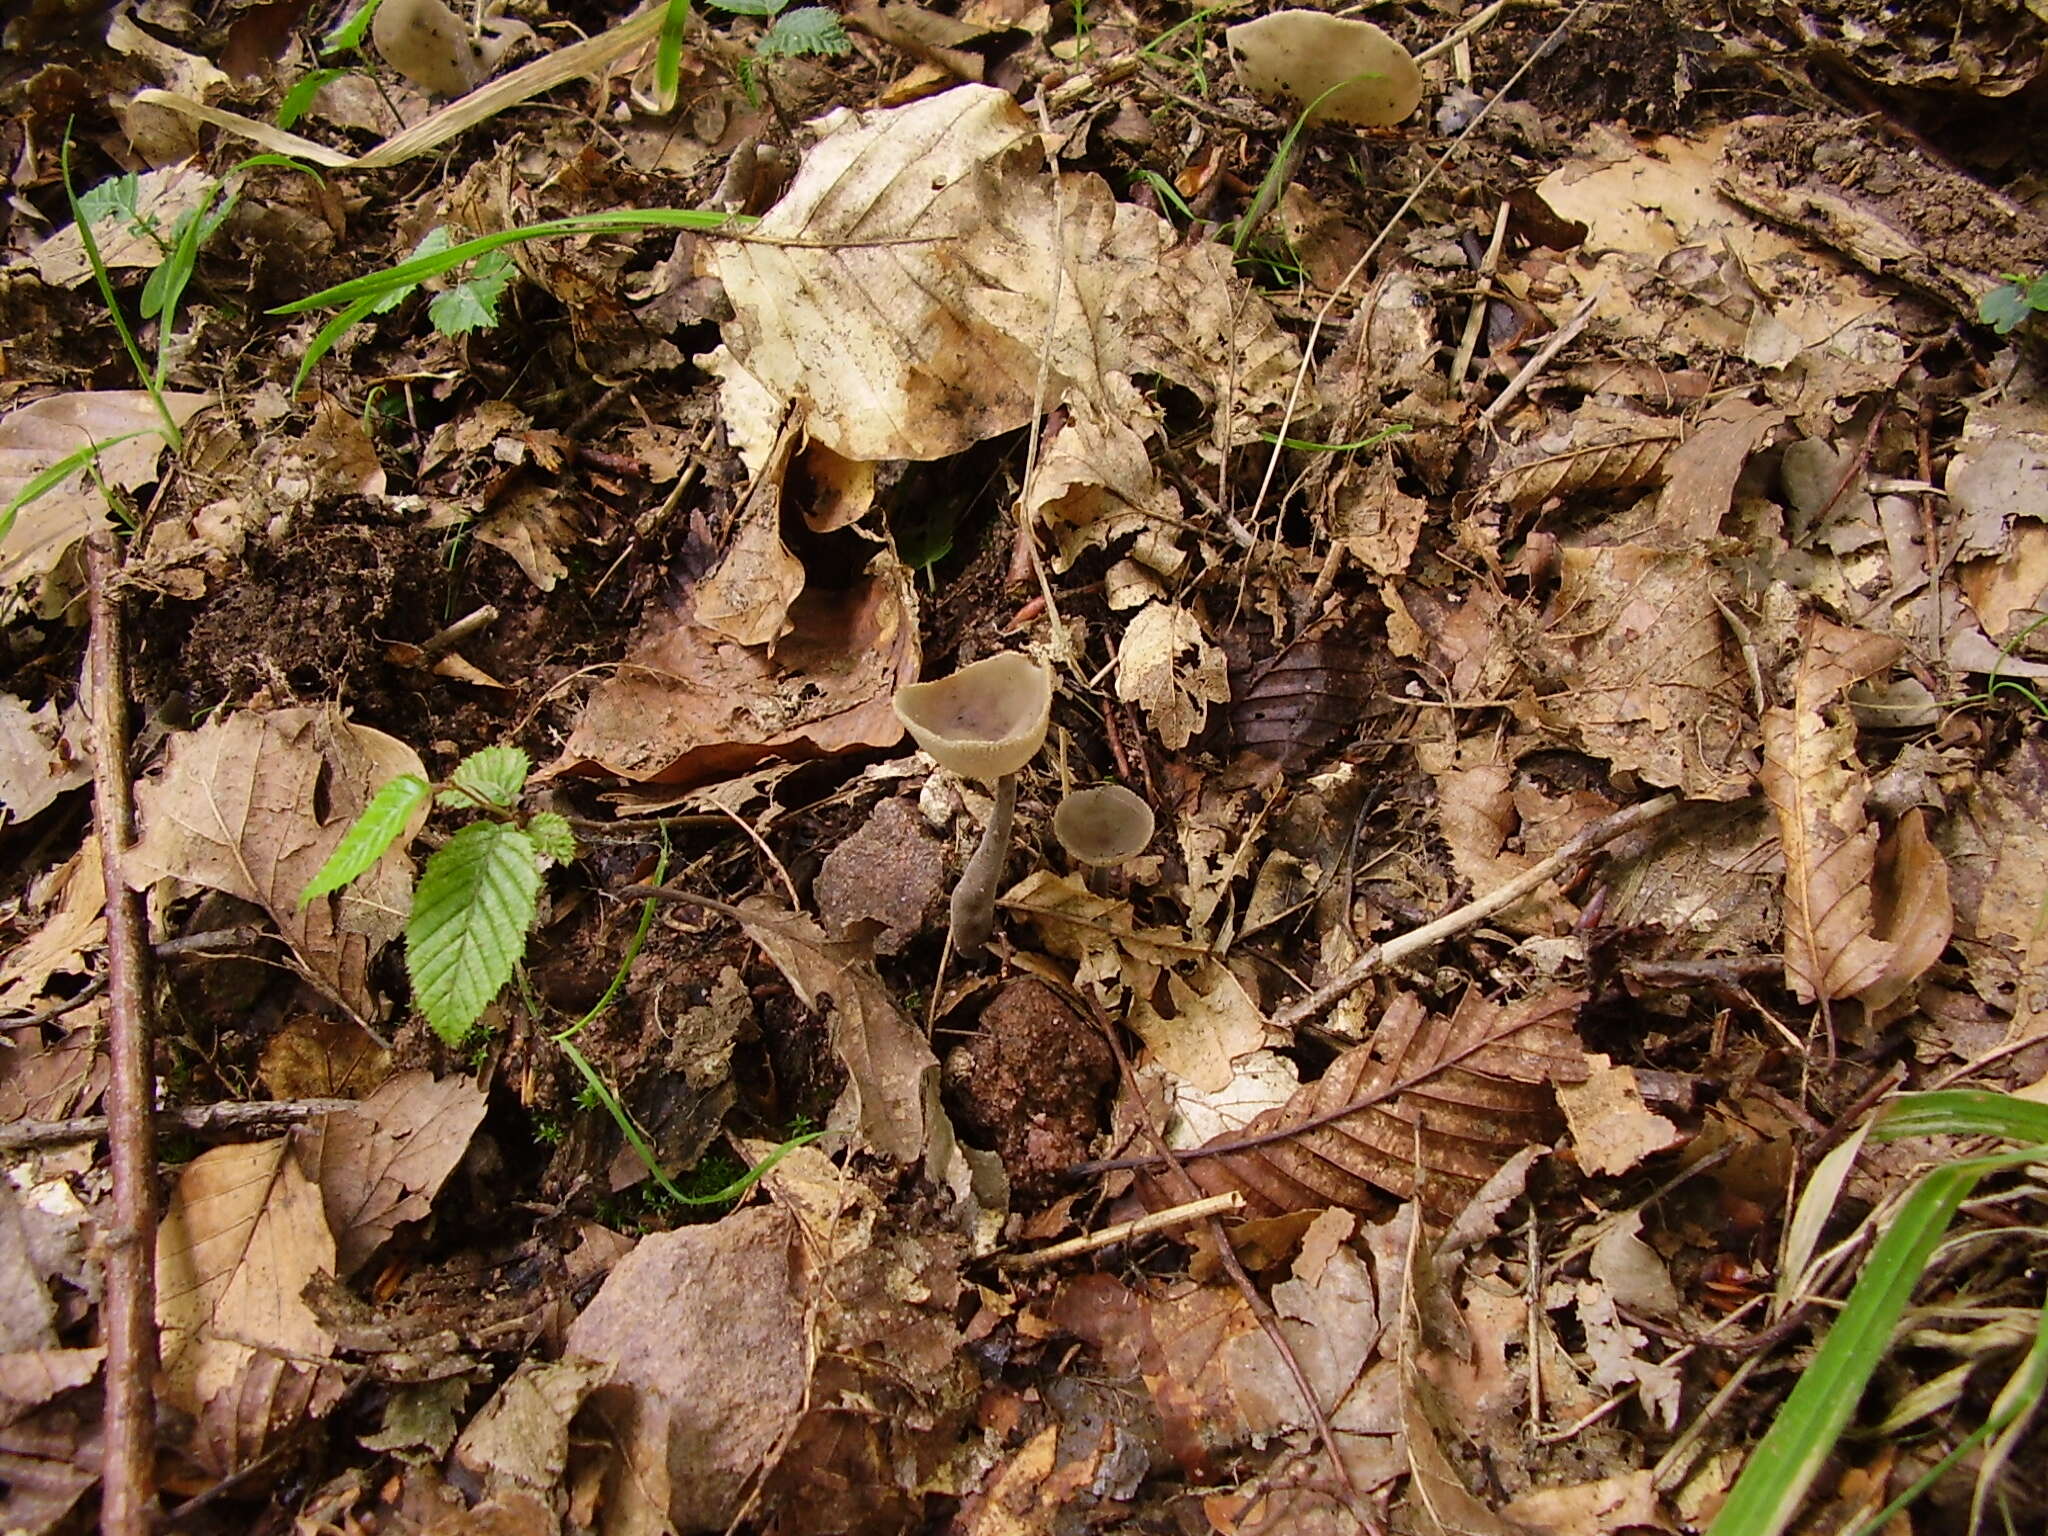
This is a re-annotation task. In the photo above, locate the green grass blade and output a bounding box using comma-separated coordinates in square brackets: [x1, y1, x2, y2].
[298, 773, 431, 906]
[270, 209, 739, 316]
[291, 293, 380, 394]
[61, 134, 181, 449]
[654, 0, 692, 107]
[406, 820, 541, 1044]
[1874, 1090, 2048, 1145]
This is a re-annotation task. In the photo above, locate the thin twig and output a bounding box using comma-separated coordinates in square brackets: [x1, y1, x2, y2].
[1269, 793, 1680, 1035]
[0, 1097, 359, 1155]
[1476, 283, 1605, 431]
[86, 531, 159, 1536]
[995, 1191, 1246, 1268]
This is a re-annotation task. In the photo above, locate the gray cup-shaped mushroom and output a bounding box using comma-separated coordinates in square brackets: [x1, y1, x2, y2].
[894, 652, 1053, 956]
[1053, 784, 1155, 866]
[1226, 11, 1424, 128]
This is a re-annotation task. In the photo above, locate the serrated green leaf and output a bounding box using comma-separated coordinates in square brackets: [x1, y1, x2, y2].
[322, 0, 385, 53]
[407, 822, 542, 1044]
[759, 6, 849, 55]
[298, 774, 431, 906]
[526, 811, 577, 866]
[439, 744, 529, 810]
[427, 250, 515, 336]
[77, 173, 141, 234]
[1981, 281, 2032, 334]
[278, 67, 352, 129]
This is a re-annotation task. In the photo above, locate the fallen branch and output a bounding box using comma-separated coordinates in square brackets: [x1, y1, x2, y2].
[86, 532, 159, 1536]
[0, 1097, 359, 1155]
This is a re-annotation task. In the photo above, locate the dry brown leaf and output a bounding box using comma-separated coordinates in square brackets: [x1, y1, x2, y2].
[554, 557, 917, 785]
[0, 836, 106, 1011]
[1173, 989, 1588, 1219]
[155, 1138, 339, 1431]
[0, 391, 210, 605]
[256, 1014, 394, 1101]
[1654, 398, 1786, 539]
[1326, 452, 1427, 577]
[1762, 618, 1904, 1003]
[1000, 867, 1192, 1008]
[0, 1022, 107, 1129]
[1934, 736, 2048, 1037]
[475, 480, 582, 593]
[126, 706, 426, 1021]
[1558, 1055, 1683, 1178]
[1127, 959, 1274, 1094]
[1857, 806, 1953, 1012]
[1115, 603, 1231, 751]
[1502, 1470, 1666, 1536]
[1526, 543, 1757, 801]
[297, 1070, 489, 1276]
[565, 1206, 808, 1533]
[0, 695, 89, 827]
[1491, 426, 1678, 513]
[708, 85, 1296, 553]
[451, 1358, 611, 1502]
[692, 413, 806, 645]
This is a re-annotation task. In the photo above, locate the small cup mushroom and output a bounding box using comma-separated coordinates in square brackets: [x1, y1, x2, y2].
[373, 0, 531, 97]
[893, 652, 1053, 956]
[1226, 11, 1424, 128]
[1053, 784, 1155, 867]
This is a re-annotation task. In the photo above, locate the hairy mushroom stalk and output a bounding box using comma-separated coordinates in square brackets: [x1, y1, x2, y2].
[893, 653, 1053, 957]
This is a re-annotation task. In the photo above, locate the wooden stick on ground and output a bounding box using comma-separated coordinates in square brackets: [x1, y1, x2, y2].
[86, 531, 160, 1536]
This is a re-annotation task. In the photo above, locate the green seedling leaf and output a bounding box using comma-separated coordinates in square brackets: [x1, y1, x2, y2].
[299, 774, 431, 906]
[711, 0, 790, 16]
[526, 811, 577, 867]
[1261, 424, 1412, 452]
[1980, 280, 2032, 334]
[407, 820, 542, 1044]
[0, 430, 160, 545]
[323, 0, 385, 53]
[759, 6, 850, 56]
[77, 173, 143, 234]
[278, 67, 352, 129]
[427, 249, 515, 336]
[654, 0, 692, 106]
[439, 744, 529, 810]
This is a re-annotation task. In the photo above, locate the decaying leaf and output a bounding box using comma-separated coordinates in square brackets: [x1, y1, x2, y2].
[125, 706, 426, 1021]
[1171, 989, 1588, 1218]
[0, 836, 106, 1012]
[692, 411, 806, 645]
[1761, 618, 1903, 1003]
[1116, 602, 1231, 751]
[297, 1070, 488, 1276]
[1935, 736, 2048, 1036]
[154, 1138, 342, 1465]
[0, 695, 90, 827]
[1558, 1055, 1683, 1178]
[1490, 420, 1679, 512]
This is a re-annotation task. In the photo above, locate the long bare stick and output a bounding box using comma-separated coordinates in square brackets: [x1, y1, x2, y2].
[1270, 792, 1681, 1035]
[87, 532, 159, 1536]
[0, 1098, 358, 1155]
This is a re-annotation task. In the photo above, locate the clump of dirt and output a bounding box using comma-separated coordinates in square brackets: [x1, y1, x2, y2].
[945, 978, 1113, 1198]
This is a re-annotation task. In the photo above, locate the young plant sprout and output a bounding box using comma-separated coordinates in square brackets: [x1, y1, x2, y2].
[1225, 10, 1424, 128]
[1052, 784, 1155, 866]
[893, 652, 1053, 957]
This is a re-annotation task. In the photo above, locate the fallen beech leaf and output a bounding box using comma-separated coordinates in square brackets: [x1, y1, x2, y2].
[1173, 989, 1588, 1219]
[155, 1139, 340, 1436]
[298, 1070, 489, 1276]
[1491, 425, 1678, 512]
[126, 706, 427, 1021]
[1856, 807, 1953, 1011]
[1763, 618, 1903, 1002]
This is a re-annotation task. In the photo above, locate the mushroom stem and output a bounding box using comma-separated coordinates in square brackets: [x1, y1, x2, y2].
[949, 773, 1017, 957]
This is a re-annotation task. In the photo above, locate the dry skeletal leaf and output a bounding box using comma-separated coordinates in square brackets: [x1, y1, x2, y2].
[1172, 989, 1588, 1219]
[1000, 867, 1191, 1006]
[1762, 619, 1904, 1003]
[0, 391, 210, 602]
[565, 1207, 808, 1533]
[1561, 1275, 1682, 1430]
[1557, 1055, 1683, 1177]
[126, 707, 426, 1022]
[709, 85, 1296, 543]
[1127, 959, 1273, 1094]
[1116, 603, 1231, 751]
[475, 480, 581, 592]
[155, 1138, 339, 1423]
[0, 695, 89, 827]
[555, 556, 917, 785]
[297, 1070, 489, 1277]
[1527, 541, 1757, 801]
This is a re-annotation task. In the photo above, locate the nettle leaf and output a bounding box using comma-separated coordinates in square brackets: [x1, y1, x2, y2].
[760, 6, 850, 55]
[298, 774, 432, 906]
[526, 811, 577, 867]
[407, 821, 542, 1044]
[428, 249, 516, 337]
[77, 173, 142, 234]
[439, 744, 529, 810]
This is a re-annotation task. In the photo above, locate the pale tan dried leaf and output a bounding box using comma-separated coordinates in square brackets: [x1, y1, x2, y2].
[475, 481, 581, 593]
[1492, 432, 1677, 512]
[1857, 807, 1953, 1011]
[1557, 1055, 1683, 1178]
[693, 415, 805, 644]
[298, 1070, 488, 1277]
[155, 1138, 338, 1418]
[0, 391, 209, 601]
[125, 707, 426, 1021]
[1654, 398, 1785, 538]
[1174, 989, 1588, 1218]
[0, 836, 106, 1010]
[1127, 958, 1274, 1094]
[564, 1207, 808, 1533]
[451, 1358, 611, 1497]
[1327, 453, 1427, 577]
[1527, 544, 1756, 800]
[1502, 1470, 1664, 1536]
[1932, 736, 2048, 1034]
[1000, 867, 1194, 1006]
[0, 695, 89, 827]
[1115, 603, 1231, 751]
[1588, 1211, 1682, 1320]
[0, 1181, 58, 1350]
[1565, 1275, 1682, 1430]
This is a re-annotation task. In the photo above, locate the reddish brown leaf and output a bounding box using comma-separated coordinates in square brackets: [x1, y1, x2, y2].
[1168, 989, 1589, 1219]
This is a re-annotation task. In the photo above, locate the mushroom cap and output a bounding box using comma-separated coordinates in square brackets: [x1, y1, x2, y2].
[1226, 11, 1423, 128]
[1053, 784, 1156, 866]
[894, 652, 1053, 781]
